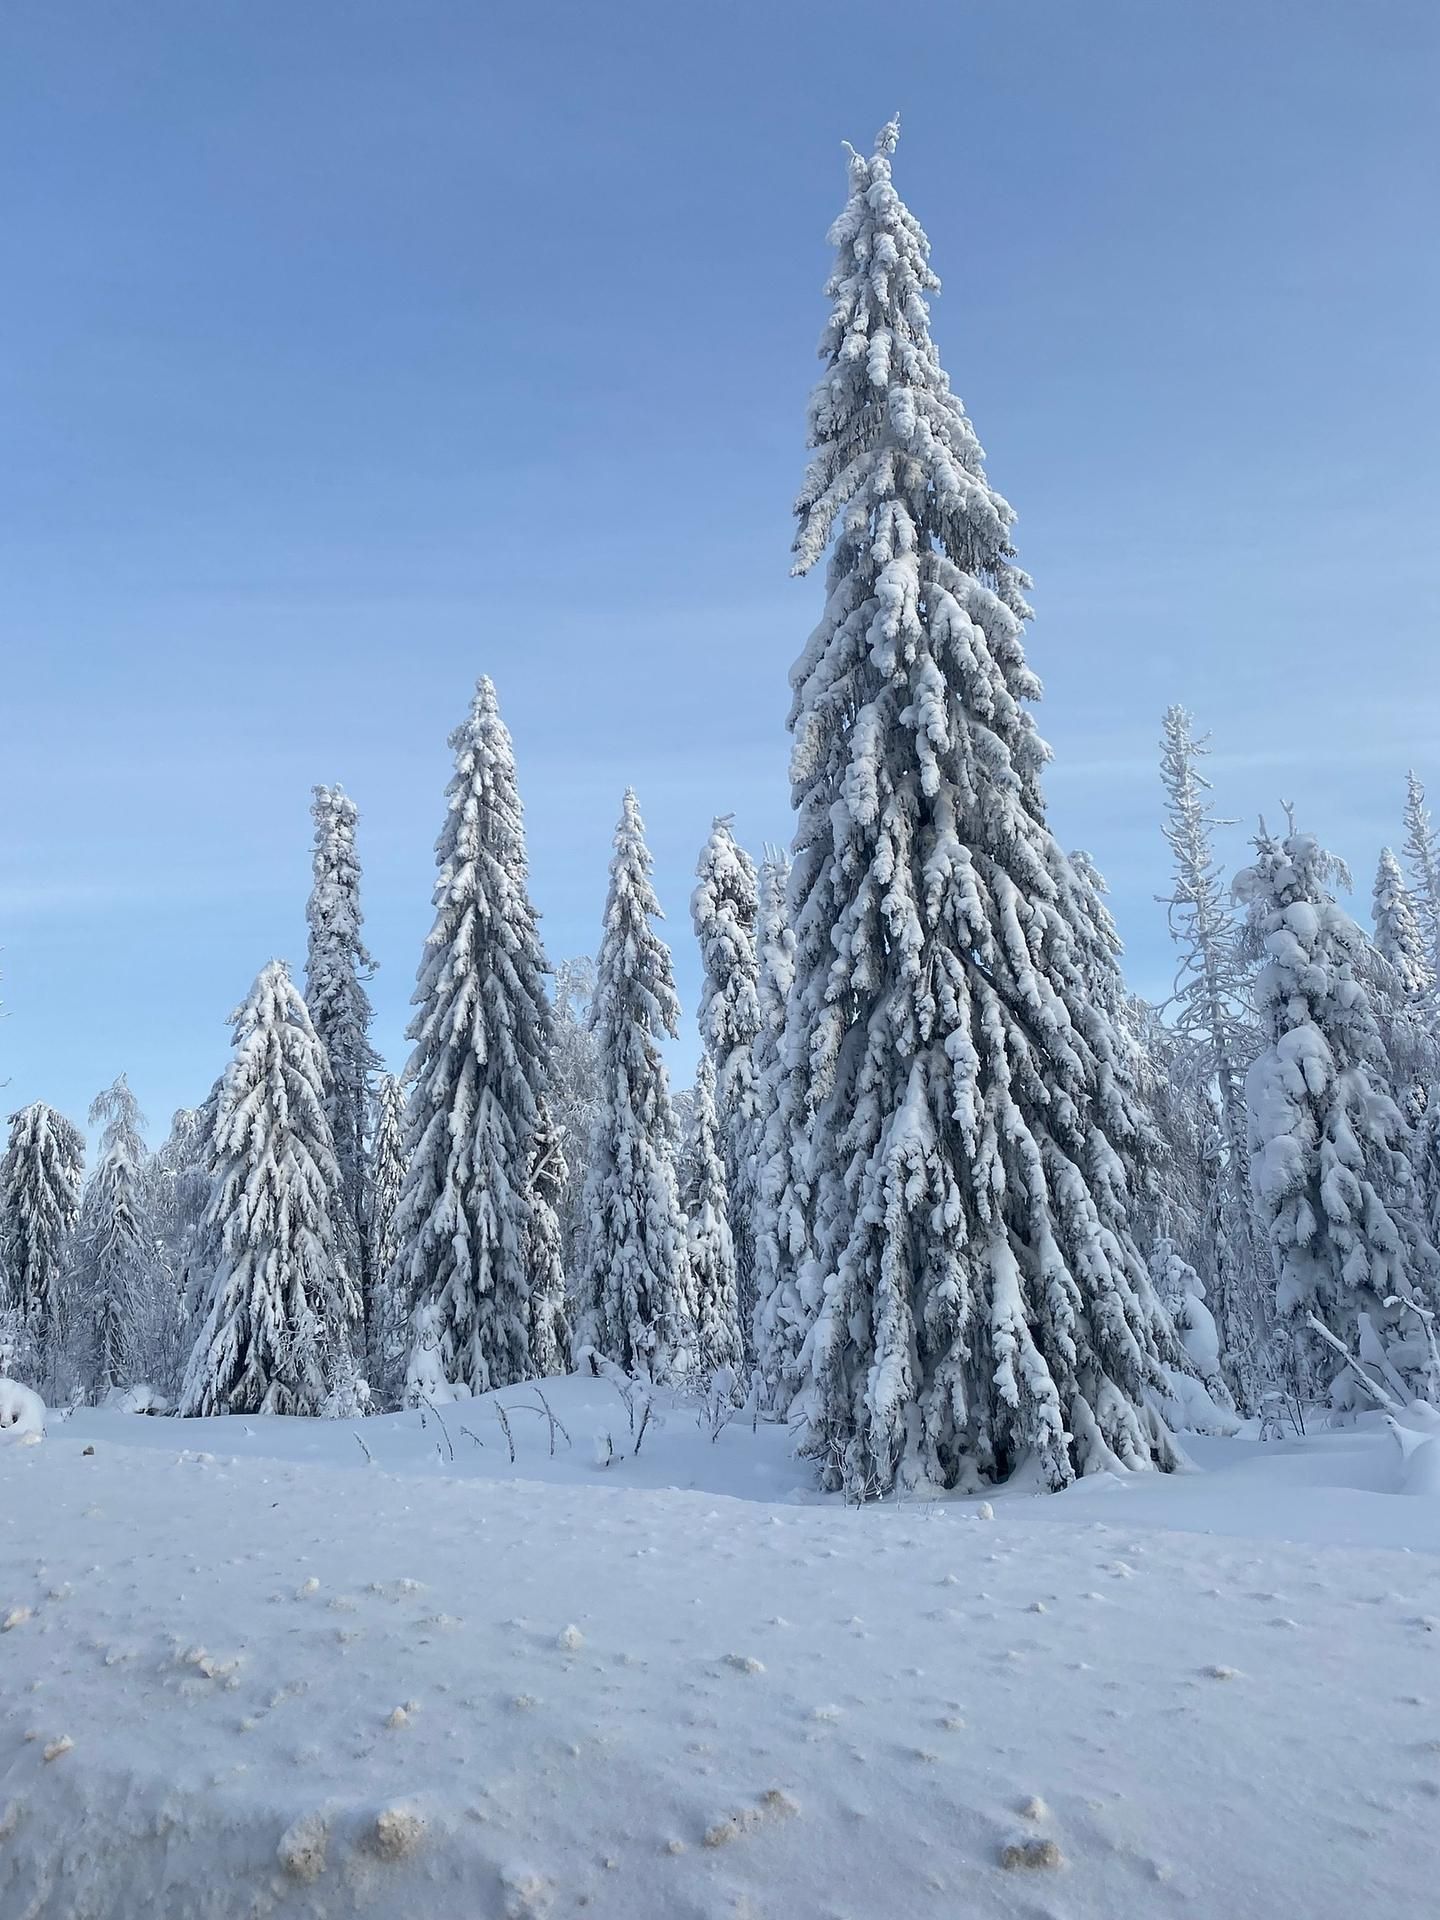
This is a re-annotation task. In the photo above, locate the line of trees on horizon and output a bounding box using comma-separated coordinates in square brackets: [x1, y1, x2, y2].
[4, 123, 1439, 1497]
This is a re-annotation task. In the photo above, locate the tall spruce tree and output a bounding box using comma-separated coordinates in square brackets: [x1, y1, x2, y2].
[766, 122, 1182, 1495]
[691, 819, 763, 1339]
[1403, 772, 1440, 987]
[0, 1102, 84, 1387]
[79, 1075, 152, 1395]
[1156, 705, 1263, 1402]
[179, 962, 354, 1417]
[393, 677, 552, 1401]
[579, 790, 692, 1380]
[305, 783, 378, 1369]
[679, 1054, 744, 1378]
[1236, 821, 1439, 1400]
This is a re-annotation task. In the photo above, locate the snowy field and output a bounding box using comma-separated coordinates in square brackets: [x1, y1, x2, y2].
[4, 1379, 1440, 1920]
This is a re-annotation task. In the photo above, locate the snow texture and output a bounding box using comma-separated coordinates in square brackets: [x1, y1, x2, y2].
[3, 1378, 1440, 1918]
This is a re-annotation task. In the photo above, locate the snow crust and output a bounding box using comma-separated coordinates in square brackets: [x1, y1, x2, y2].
[3, 1374, 1440, 1917]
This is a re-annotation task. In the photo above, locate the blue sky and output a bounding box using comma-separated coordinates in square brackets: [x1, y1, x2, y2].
[2, 0, 1437, 1143]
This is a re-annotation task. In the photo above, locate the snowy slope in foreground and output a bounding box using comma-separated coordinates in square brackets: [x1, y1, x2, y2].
[3, 1378, 1440, 1919]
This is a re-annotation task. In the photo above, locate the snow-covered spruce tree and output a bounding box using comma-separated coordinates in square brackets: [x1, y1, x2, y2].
[1374, 846, 1436, 1000]
[679, 1054, 744, 1379]
[768, 123, 1182, 1496]
[1148, 1238, 1237, 1432]
[526, 1099, 571, 1378]
[305, 783, 378, 1369]
[392, 677, 552, 1401]
[1370, 846, 1439, 1116]
[366, 1071, 408, 1394]
[78, 1075, 152, 1396]
[179, 962, 355, 1417]
[691, 819, 763, 1339]
[1157, 705, 1264, 1403]
[579, 790, 692, 1380]
[1236, 820, 1439, 1400]
[1, 1103, 84, 1391]
[1403, 772, 1440, 987]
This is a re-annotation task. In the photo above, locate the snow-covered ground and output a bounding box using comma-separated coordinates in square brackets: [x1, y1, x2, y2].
[3, 1376, 1439, 1918]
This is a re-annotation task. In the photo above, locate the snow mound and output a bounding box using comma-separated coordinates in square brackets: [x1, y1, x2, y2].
[1388, 1413, 1440, 1496]
[0, 1377, 45, 1443]
[102, 1381, 171, 1416]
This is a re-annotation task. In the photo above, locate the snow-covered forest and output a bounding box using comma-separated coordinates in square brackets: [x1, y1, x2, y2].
[5, 124, 1438, 1485]
[5, 108, 1440, 1920]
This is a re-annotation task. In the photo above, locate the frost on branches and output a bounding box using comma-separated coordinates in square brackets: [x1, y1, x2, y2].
[179, 962, 355, 1417]
[393, 677, 552, 1402]
[691, 819, 763, 1341]
[79, 1075, 152, 1395]
[1236, 822, 1439, 1401]
[766, 122, 1182, 1497]
[579, 790, 692, 1381]
[0, 1102, 84, 1391]
[679, 1055, 744, 1380]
